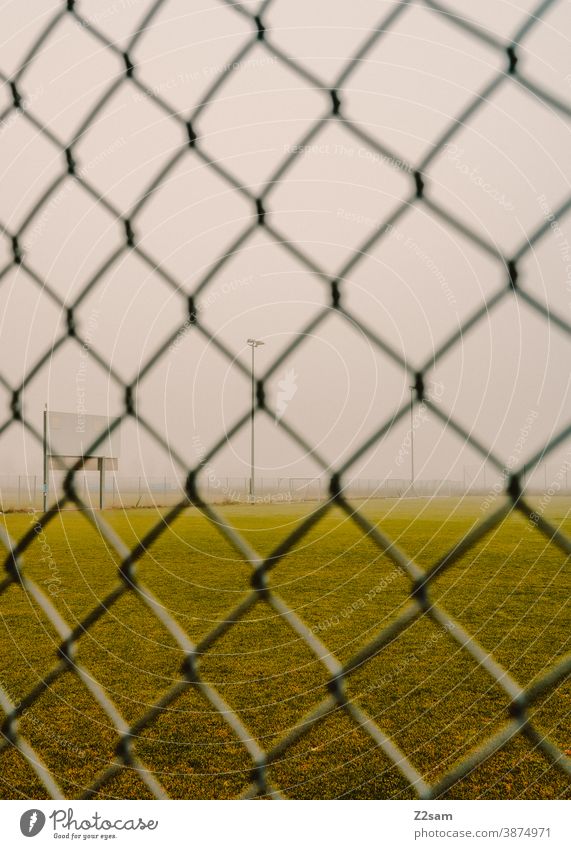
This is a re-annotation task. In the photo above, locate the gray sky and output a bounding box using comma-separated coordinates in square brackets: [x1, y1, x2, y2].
[0, 0, 570, 493]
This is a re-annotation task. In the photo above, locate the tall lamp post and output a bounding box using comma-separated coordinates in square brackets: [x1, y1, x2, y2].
[247, 338, 264, 501]
[43, 403, 48, 512]
[409, 385, 415, 492]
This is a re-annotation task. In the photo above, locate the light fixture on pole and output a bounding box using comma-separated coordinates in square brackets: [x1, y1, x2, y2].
[43, 403, 48, 512]
[409, 385, 415, 492]
[247, 338, 264, 501]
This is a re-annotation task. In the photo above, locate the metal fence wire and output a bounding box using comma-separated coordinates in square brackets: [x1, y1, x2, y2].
[0, 0, 571, 799]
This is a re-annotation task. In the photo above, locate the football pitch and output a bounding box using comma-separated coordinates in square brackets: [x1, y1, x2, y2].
[0, 496, 569, 800]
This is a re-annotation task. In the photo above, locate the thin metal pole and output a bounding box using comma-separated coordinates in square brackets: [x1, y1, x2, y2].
[246, 339, 264, 502]
[250, 343, 255, 500]
[43, 404, 48, 512]
[99, 459, 105, 510]
[409, 387, 415, 491]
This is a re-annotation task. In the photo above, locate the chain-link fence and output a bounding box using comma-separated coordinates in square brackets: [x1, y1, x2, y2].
[0, 0, 570, 799]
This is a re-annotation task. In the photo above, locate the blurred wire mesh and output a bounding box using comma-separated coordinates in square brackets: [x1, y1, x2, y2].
[0, 0, 570, 799]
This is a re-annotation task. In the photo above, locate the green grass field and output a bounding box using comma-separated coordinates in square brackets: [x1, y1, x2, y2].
[0, 496, 569, 800]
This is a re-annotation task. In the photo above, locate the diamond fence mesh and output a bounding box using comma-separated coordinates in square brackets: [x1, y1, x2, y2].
[0, 0, 570, 799]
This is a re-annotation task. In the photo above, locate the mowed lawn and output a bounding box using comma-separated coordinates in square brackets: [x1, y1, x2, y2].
[0, 496, 569, 800]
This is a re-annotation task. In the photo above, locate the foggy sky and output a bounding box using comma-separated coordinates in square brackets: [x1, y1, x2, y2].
[0, 0, 570, 495]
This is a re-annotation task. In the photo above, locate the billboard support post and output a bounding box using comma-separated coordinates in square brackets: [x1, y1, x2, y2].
[99, 458, 105, 510]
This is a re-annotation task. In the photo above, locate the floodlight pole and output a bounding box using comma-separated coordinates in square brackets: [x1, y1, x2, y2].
[43, 404, 48, 512]
[247, 339, 264, 501]
[409, 386, 415, 492]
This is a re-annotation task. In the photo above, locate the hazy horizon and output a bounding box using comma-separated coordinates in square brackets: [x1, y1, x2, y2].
[0, 0, 570, 499]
